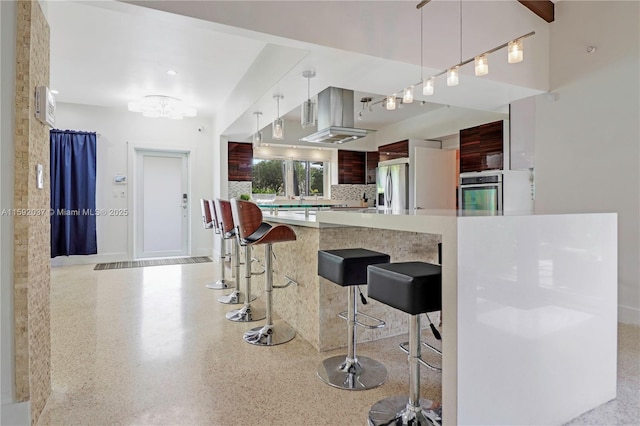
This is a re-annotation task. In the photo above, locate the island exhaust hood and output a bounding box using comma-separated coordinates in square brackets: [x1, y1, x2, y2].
[299, 87, 371, 144]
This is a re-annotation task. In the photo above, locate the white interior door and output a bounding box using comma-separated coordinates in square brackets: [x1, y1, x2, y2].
[135, 150, 189, 259]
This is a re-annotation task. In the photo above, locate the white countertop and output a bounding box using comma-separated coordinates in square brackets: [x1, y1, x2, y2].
[315, 207, 618, 426]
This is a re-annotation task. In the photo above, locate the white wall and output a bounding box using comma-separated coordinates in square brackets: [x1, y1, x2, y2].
[53, 103, 214, 265]
[534, 1, 640, 325]
[372, 105, 507, 148]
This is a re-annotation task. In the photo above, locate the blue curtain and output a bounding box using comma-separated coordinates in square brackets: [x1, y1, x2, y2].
[50, 130, 97, 257]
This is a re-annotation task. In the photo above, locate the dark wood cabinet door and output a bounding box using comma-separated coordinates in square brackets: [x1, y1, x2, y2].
[338, 150, 366, 184]
[228, 142, 253, 181]
[459, 120, 504, 173]
[366, 151, 379, 184]
[378, 140, 409, 162]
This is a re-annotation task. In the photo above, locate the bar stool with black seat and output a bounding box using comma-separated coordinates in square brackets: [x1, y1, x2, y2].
[229, 198, 297, 345]
[214, 199, 256, 305]
[367, 261, 442, 426]
[317, 248, 390, 390]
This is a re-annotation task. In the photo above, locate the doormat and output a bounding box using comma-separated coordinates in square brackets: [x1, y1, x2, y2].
[94, 256, 213, 271]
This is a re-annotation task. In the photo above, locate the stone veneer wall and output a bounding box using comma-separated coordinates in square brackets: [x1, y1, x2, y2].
[330, 184, 377, 206]
[252, 224, 440, 351]
[228, 181, 251, 200]
[13, 1, 51, 423]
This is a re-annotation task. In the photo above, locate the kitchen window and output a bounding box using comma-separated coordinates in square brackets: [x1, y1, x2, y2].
[252, 158, 326, 198]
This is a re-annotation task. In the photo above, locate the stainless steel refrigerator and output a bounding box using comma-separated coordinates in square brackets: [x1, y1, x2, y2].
[376, 159, 409, 212]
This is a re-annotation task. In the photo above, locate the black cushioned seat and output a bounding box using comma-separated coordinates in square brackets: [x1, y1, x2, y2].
[318, 249, 390, 287]
[367, 262, 441, 315]
[244, 223, 272, 243]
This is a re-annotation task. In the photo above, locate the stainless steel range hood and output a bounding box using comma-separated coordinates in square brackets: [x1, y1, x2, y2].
[300, 87, 371, 144]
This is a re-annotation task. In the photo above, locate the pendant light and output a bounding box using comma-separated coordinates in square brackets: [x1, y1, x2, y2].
[419, 6, 435, 97]
[508, 38, 524, 63]
[447, 0, 462, 87]
[385, 95, 397, 111]
[402, 86, 414, 104]
[301, 71, 316, 128]
[272, 95, 284, 140]
[423, 77, 435, 96]
[253, 112, 262, 149]
[447, 66, 460, 86]
[474, 53, 488, 76]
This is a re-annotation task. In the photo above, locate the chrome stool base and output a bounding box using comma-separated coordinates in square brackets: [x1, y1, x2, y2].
[206, 279, 231, 290]
[368, 396, 441, 426]
[317, 355, 387, 390]
[243, 322, 296, 346]
[217, 291, 257, 305]
[225, 304, 265, 322]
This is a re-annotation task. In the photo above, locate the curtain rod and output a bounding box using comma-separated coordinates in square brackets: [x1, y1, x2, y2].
[51, 129, 100, 136]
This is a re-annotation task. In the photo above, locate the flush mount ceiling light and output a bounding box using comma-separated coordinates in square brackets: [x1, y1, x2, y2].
[301, 70, 316, 128]
[272, 95, 284, 140]
[127, 95, 196, 119]
[253, 111, 263, 149]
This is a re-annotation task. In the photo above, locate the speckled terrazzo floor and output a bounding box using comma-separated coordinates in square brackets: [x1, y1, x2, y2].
[40, 262, 639, 426]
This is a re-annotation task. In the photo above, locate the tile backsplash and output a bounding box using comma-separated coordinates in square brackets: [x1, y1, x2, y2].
[331, 184, 377, 207]
[228, 181, 252, 200]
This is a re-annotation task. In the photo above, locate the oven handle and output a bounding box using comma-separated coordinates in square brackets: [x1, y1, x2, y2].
[460, 183, 502, 188]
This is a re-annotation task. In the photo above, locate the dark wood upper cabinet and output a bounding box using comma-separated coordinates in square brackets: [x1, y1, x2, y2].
[459, 120, 504, 173]
[378, 140, 409, 162]
[338, 150, 366, 184]
[366, 151, 379, 184]
[228, 142, 253, 181]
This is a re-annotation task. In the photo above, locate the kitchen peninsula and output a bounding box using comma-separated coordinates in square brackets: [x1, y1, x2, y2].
[259, 209, 617, 426]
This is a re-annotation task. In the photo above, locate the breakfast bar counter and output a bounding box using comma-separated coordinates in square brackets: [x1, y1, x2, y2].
[256, 210, 441, 352]
[315, 209, 618, 426]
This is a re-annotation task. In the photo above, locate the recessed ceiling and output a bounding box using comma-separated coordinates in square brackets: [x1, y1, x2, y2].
[48, 1, 267, 117]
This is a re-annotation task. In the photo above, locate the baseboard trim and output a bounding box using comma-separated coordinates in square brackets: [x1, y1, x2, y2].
[619, 304, 640, 325]
[50, 253, 129, 267]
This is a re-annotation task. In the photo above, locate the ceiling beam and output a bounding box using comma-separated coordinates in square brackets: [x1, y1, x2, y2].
[517, 0, 555, 23]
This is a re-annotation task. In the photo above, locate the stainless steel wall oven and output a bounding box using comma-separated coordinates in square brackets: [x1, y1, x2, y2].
[459, 173, 502, 214]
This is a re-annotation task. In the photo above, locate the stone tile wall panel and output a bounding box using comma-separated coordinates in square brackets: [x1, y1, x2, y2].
[13, 1, 51, 423]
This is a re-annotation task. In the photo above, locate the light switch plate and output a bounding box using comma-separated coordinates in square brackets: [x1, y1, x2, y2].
[36, 164, 44, 189]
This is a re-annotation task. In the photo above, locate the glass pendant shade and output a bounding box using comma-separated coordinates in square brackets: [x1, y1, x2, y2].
[423, 77, 435, 96]
[253, 111, 263, 148]
[403, 86, 414, 104]
[447, 66, 460, 86]
[301, 99, 316, 128]
[272, 95, 284, 140]
[386, 95, 397, 111]
[508, 39, 524, 63]
[253, 131, 263, 148]
[272, 117, 284, 140]
[474, 54, 489, 76]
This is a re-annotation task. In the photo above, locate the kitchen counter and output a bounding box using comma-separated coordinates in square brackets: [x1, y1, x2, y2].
[248, 213, 440, 352]
[316, 209, 618, 426]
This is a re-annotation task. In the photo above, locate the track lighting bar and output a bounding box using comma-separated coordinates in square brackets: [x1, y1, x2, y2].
[422, 31, 535, 83]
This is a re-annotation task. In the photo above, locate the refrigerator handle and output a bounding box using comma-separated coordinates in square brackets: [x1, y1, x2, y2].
[386, 168, 393, 208]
